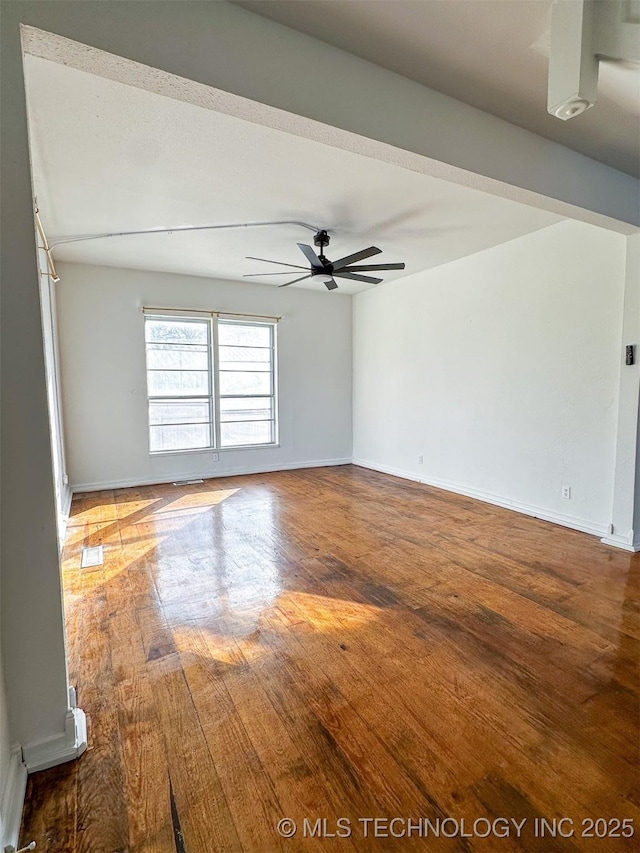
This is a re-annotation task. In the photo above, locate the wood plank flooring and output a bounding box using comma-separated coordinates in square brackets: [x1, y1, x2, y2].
[20, 465, 639, 852]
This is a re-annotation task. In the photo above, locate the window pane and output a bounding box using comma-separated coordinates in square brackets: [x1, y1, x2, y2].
[219, 345, 270, 364]
[148, 369, 209, 396]
[218, 323, 271, 347]
[150, 423, 211, 452]
[219, 371, 271, 395]
[147, 344, 208, 371]
[219, 361, 271, 373]
[220, 397, 273, 422]
[146, 316, 215, 452]
[150, 400, 210, 425]
[221, 420, 273, 447]
[145, 319, 208, 345]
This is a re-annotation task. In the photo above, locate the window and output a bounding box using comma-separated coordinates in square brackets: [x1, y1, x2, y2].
[145, 314, 277, 453]
[218, 320, 276, 448]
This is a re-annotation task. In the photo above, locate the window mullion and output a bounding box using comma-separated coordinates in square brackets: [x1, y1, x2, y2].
[211, 316, 221, 449]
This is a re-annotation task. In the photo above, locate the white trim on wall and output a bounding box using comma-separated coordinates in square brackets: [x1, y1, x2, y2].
[0, 744, 28, 853]
[601, 531, 640, 552]
[353, 458, 609, 539]
[71, 458, 352, 493]
[21, 707, 87, 774]
[58, 482, 73, 550]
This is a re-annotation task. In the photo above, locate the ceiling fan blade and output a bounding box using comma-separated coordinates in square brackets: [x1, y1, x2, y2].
[325, 278, 339, 291]
[334, 271, 383, 285]
[343, 262, 405, 272]
[297, 243, 322, 269]
[243, 271, 311, 277]
[246, 256, 308, 270]
[331, 246, 381, 271]
[278, 274, 312, 288]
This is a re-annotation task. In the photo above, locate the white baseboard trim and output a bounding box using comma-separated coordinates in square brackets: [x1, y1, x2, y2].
[61, 483, 73, 520]
[57, 483, 73, 551]
[0, 744, 27, 853]
[600, 531, 640, 552]
[22, 707, 87, 774]
[71, 458, 352, 493]
[352, 458, 609, 539]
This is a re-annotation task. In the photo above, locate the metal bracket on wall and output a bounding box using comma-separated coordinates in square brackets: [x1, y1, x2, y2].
[34, 204, 60, 282]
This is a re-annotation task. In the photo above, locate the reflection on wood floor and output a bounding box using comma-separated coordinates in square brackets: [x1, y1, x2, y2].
[20, 465, 639, 851]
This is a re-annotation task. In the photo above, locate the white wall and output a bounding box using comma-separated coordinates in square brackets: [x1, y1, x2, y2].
[0, 634, 27, 853]
[55, 263, 352, 490]
[0, 358, 8, 840]
[1, 1, 72, 766]
[605, 232, 640, 549]
[0, 626, 13, 842]
[628, 234, 640, 548]
[0, 663, 9, 806]
[353, 220, 627, 536]
[636, 396, 640, 548]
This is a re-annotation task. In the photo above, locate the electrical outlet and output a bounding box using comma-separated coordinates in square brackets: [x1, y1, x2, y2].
[562, 486, 571, 499]
[212, 452, 219, 462]
[418, 455, 424, 464]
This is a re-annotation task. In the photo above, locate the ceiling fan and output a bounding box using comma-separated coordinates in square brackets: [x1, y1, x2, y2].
[244, 230, 405, 291]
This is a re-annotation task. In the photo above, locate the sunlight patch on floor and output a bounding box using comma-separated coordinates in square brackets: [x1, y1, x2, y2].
[174, 623, 267, 665]
[155, 489, 240, 514]
[277, 590, 382, 630]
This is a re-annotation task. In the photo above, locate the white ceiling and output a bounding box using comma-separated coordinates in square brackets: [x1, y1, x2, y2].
[234, 0, 640, 178]
[24, 55, 563, 294]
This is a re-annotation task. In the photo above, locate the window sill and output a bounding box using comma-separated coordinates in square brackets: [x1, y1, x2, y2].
[150, 444, 280, 457]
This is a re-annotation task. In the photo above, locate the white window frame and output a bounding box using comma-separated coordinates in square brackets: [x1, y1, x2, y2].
[145, 312, 278, 454]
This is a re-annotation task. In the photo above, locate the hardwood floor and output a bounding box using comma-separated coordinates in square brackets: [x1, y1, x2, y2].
[20, 465, 639, 852]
